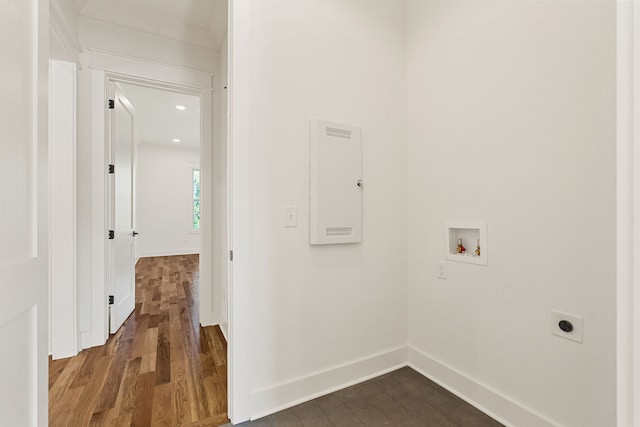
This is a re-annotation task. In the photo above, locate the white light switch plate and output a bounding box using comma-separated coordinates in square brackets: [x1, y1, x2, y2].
[436, 261, 447, 280]
[284, 206, 297, 227]
[550, 310, 583, 343]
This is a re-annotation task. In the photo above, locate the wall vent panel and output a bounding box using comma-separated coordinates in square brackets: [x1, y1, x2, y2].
[325, 127, 352, 139]
[310, 120, 362, 245]
[326, 227, 353, 237]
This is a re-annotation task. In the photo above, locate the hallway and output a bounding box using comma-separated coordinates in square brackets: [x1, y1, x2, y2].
[49, 255, 228, 426]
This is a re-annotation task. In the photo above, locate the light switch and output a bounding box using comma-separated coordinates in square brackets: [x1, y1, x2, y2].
[285, 206, 297, 227]
[436, 261, 447, 280]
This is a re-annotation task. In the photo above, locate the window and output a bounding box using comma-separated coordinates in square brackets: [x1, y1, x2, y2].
[192, 169, 200, 230]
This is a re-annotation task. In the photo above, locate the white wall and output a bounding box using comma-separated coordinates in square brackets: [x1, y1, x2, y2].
[215, 30, 229, 336]
[405, 1, 616, 426]
[135, 144, 201, 258]
[237, 0, 408, 418]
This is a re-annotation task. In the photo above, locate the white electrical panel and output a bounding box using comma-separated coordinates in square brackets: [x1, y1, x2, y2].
[310, 120, 363, 245]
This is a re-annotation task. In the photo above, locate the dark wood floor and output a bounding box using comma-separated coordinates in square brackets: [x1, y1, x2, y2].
[230, 367, 503, 427]
[49, 254, 228, 427]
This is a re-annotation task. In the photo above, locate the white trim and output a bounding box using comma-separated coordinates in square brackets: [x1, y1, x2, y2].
[228, 0, 252, 422]
[632, 6, 640, 425]
[408, 346, 559, 427]
[90, 68, 109, 348]
[250, 347, 408, 421]
[137, 249, 200, 258]
[49, 59, 78, 360]
[49, 0, 81, 62]
[198, 89, 215, 327]
[88, 49, 213, 90]
[633, 0, 640, 422]
[617, 2, 638, 426]
[88, 51, 217, 349]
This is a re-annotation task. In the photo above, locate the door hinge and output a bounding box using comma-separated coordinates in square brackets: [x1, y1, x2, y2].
[108, 230, 115, 240]
[229, 250, 233, 261]
[108, 164, 115, 174]
[108, 295, 114, 305]
[108, 99, 115, 109]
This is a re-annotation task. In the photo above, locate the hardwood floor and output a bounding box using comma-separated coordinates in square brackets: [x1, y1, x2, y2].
[49, 254, 228, 427]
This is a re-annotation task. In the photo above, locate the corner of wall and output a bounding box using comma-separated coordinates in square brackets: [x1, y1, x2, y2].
[408, 347, 560, 427]
[250, 347, 408, 420]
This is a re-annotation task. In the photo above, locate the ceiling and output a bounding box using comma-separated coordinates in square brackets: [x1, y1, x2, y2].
[118, 83, 200, 149]
[76, 0, 228, 50]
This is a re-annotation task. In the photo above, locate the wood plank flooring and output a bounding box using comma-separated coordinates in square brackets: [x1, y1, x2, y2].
[49, 254, 228, 427]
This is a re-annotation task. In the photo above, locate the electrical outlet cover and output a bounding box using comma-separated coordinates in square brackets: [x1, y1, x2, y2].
[550, 310, 583, 343]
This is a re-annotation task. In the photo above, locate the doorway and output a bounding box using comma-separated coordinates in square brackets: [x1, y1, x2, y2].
[94, 65, 222, 341]
[49, 57, 230, 424]
[45, 0, 231, 423]
[108, 82, 203, 334]
[83, 50, 223, 349]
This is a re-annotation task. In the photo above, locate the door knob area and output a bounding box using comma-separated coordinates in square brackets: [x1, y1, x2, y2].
[132, 231, 139, 236]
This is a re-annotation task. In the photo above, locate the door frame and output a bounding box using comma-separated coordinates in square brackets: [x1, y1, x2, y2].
[617, 2, 640, 426]
[86, 50, 220, 346]
[228, 0, 251, 422]
[49, 58, 78, 359]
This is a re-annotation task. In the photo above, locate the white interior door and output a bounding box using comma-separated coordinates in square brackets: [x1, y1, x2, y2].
[108, 84, 136, 334]
[0, 0, 48, 425]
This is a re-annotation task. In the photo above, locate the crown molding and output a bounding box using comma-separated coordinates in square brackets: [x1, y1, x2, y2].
[80, 1, 218, 50]
[50, 0, 82, 60]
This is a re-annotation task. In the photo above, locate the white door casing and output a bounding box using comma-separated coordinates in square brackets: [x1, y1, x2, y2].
[108, 84, 136, 334]
[0, 0, 49, 425]
[87, 51, 217, 348]
[617, 2, 640, 426]
[49, 59, 77, 359]
[229, 0, 252, 421]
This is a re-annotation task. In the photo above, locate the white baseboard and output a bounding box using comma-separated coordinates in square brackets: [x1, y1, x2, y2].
[408, 346, 560, 427]
[200, 309, 222, 328]
[199, 313, 227, 342]
[136, 248, 200, 258]
[250, 346, 408, 420]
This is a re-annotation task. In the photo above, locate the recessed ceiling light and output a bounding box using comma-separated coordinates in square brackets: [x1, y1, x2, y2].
[176, 105, 186, 111]
[172, 138, 181, 143]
